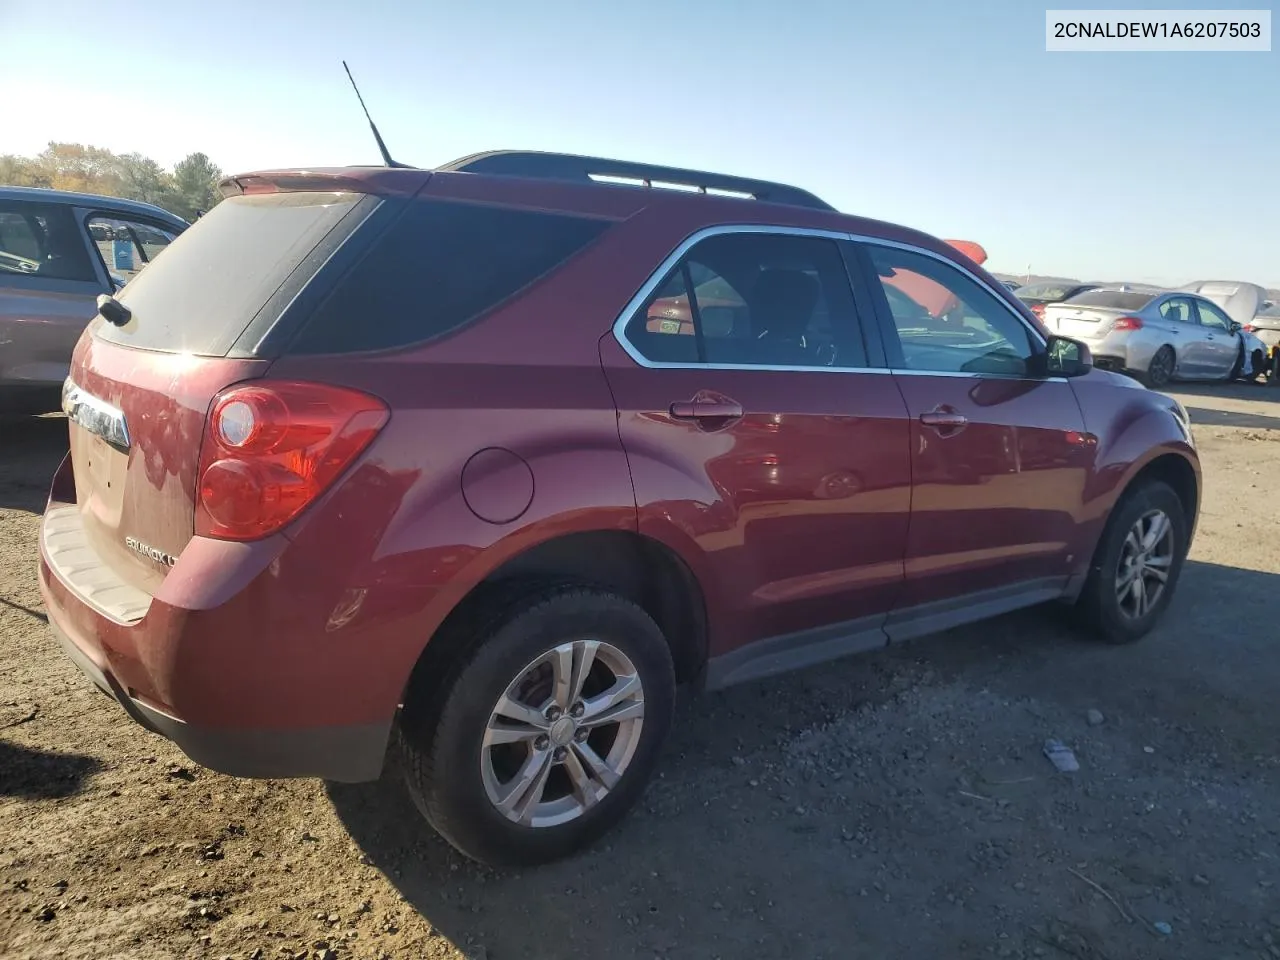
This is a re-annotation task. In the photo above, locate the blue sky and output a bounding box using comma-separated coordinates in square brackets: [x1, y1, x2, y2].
[1, 0, 1275, 285]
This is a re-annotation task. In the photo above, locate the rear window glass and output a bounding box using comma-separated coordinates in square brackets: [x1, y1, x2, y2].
[290, 199, 611, 354]
[95, 192, 364, 356]
[1017, 282, 1076, 300]
[1063, 290, 1155, 310]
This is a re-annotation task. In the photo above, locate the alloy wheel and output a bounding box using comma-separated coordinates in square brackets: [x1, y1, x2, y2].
[481, 640, 645, 828]
[1148, 348, 1174, 387]
[1114, 508, 1175, 619]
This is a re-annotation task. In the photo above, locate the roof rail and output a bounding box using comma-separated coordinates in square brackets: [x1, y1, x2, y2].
[436, 150, 836, 211]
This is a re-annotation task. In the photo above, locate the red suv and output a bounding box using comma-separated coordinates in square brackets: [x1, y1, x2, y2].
[39, 151, 1200, 866]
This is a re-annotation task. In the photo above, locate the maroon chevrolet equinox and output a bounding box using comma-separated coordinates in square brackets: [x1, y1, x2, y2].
[39, 151, 1200, 865]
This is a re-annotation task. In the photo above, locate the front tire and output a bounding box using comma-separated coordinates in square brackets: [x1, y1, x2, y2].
[1075, 480, 1188, 644]
[397, 583, 676, 866]
[1249, 349, 1267, 384]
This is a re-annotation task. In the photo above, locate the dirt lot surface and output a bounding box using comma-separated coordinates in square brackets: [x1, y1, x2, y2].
[2, 383, 1278, 960]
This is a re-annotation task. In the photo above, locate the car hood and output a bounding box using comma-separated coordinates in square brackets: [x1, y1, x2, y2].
[1178, 280, 1266, 326]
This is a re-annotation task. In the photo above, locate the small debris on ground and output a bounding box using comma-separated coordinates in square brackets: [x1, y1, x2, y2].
[1043, 739, 1080, 773]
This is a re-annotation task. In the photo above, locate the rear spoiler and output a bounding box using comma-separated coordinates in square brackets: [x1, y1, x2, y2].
[218, 167, 430, 199]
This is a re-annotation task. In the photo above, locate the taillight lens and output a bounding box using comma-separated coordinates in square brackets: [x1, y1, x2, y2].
[1030, 303, 1045, 318]
[196, 381, 389, 540]
[1113, 316, 1143, 330]
[1243, 323, 1257, 332]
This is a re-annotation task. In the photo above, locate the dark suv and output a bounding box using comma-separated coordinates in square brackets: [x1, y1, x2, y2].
[39, 151, 1200, 866]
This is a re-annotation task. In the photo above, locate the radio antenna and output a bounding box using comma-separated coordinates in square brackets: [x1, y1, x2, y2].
[342, 60, 408, 168]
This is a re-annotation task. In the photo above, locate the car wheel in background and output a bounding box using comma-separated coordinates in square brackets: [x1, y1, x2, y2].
[1075, 480, 1188, 644]
[396, 582, 676, 866]
[1249, 350, 1267, 384]
[1142, 346, 1176, 388]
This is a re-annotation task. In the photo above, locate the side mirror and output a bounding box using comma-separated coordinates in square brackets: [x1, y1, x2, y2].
[1044, 336, 1093, 377]
[1229, 321, 1242, 334]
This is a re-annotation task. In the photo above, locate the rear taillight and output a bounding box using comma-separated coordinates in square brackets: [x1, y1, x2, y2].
[1113, 316, 1143, 330]
[196, 381, 389, 540]
[1030, 303, 1045, 318]
[1243, 323, 1257, 332]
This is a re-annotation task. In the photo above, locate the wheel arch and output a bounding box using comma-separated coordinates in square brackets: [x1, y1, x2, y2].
[1075, 447, 1200, 595]
[1123, 451, 1199, 532]
[400, 528, 711, 716]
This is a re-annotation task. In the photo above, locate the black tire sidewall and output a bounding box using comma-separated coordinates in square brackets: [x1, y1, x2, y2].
[1086, 481, 1188, 643]
[402, 586, 676, 866]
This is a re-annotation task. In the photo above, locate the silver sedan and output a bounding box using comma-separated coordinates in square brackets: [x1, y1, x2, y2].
[1042, 288, 1267, 388]
[1246, 302, 1280, 347]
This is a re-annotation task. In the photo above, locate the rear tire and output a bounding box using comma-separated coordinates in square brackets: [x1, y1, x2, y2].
[397, 582, 676, 867]
[1142, 345, 1176, 388]
[1074, 480, 1188, 644]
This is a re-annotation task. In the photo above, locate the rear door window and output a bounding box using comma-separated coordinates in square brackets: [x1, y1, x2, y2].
[95, 191, 369, 356]
[0, 202, 96, 282]
[1158, 297, 1195, 325]
[289, 200, 612, 354]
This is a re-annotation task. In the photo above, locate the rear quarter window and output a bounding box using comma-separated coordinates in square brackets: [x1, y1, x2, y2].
[288, 199, 612, 354]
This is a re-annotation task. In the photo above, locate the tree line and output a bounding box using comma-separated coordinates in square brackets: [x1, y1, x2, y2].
[1, 143, 224, 223]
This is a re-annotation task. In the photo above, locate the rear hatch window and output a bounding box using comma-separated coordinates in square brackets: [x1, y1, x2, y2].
[93, 191, 370, 356]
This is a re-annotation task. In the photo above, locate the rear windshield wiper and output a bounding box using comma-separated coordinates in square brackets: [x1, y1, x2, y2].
[96, 293, 132, 326]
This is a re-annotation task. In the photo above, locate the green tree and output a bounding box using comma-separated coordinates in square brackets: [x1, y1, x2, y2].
[1, 143, 224, 221]
[171, 152, 223, 220]
[113, 153, 176, 209]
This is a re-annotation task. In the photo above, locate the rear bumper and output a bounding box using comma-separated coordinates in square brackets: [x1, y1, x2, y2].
[1091, 354, 1127, 373]
[37, 473, 402, 783]
[49, 613, 388, 781]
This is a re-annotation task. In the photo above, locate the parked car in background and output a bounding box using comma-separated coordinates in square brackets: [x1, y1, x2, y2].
[0, 186, 187, 413]
[1178, 280, 1269, 327]
[1015, 279, 1099, 320]
[41, 150, 1199, 867]
[1043, 287, 1267, 387]
[1244, 301, 1280, 376]
[1176, 280, 1273, 382]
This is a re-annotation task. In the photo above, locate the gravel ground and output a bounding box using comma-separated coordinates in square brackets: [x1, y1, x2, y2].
[2, 382, 1278, 960]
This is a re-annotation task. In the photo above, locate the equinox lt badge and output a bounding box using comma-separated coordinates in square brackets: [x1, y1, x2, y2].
[124, 537, 177, 567]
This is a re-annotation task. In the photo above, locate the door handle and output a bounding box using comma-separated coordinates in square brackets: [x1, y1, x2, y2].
[920, 406, 968, 433]
[670, 399, 744, 420]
